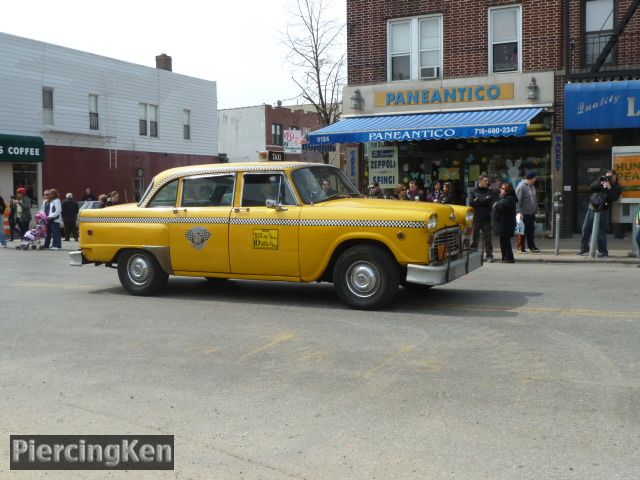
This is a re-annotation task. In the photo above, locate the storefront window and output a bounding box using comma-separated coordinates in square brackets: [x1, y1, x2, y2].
[364, 136, 552, 229]
[12, 163, 38, 207]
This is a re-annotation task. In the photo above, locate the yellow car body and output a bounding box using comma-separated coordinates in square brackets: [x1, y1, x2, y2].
[71, 162, 482, 309]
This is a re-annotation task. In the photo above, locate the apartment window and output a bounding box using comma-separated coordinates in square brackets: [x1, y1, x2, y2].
[585, 0, 615, 65]
[388, 15, 442, 81]
[139, 103, 158, 137]
[183, 109, 191, 140]
[89, 94, 99, 130]
[149, 105, 158, 137]
[489, 5, 522, 73]
[42, 87, 54, 126]
[139, 103, 147, 136]
[272, 123, 283, 145]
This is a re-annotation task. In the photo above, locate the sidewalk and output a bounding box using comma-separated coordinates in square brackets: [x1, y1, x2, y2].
[496, 234, 640, 264]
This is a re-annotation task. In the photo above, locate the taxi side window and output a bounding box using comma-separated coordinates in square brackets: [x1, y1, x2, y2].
[182, 175, 234, 207]
[147, 179, 178, 207]
[242, 174, 296, 207]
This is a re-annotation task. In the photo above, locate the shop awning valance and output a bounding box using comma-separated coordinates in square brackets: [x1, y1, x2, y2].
[0, 134, 45, 163]
[308, 107, 543, 145]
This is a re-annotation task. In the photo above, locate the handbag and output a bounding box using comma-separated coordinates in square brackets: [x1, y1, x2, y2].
[589, 191, 607, 210]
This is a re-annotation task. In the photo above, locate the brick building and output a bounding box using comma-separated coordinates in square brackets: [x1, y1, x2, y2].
[310, 0, 640, 235]
[218, 104, 326, 164]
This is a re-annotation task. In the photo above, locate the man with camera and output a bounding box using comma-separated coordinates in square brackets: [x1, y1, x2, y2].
[577, 169, 622, 257]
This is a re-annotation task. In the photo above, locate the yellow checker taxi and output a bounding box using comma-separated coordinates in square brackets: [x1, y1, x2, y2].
[70, 162, 482, 309]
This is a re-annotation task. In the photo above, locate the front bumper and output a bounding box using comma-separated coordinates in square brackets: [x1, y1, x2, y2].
[405, 250, 482, 286]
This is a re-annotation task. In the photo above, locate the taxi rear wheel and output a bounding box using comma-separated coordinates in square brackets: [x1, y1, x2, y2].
[117, 250, 168, 296]
[333, 245, 399, 310]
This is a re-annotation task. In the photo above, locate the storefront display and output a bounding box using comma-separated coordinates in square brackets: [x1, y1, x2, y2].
[363, 135, 552, 228]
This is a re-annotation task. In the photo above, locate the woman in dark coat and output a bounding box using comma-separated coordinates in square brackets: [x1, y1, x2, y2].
[440, 182, 456, 204]
[492, 183, 518, 263]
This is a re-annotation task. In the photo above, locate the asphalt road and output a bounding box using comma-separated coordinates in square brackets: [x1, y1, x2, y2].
[1, 247, 639, 479]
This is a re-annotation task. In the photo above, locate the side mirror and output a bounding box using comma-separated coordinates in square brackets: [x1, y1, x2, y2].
[265, 199, 288, 211]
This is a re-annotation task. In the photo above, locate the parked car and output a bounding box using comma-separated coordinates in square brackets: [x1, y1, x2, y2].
[70, 162, 481, 309]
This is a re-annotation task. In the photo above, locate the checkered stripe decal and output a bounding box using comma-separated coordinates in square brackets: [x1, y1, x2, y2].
[229, 218, 299, 226]
[300, 219, 426, 228]
[80, 216, 426, 228]
[79, 217, 228, 224]
[140, 162, 310, 207]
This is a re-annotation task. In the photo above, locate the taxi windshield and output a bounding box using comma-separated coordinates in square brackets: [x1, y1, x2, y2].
[292, 166, 360, 204]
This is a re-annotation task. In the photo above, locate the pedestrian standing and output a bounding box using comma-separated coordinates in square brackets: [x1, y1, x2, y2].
[0, 196, 6, 248]
[635, 205, 640, 267]
[468, 175, 495, 262]
[405, 180, 425, 201]
[515, 171, 540, 253]
[106, 191, 120, 207]
[46, 189, 62, 250]
[14, 187, 31, 237]
[427, 181, 443, 202]
[492, 183, 518, 263]
[62, 193, 79, 241]
[440, 182, 456, 204]
[82, 187, 97, 201]
[577, 169, 622, 258]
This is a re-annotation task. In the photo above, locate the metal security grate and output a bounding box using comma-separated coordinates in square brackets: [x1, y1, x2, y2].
[431, 226, 461, 260]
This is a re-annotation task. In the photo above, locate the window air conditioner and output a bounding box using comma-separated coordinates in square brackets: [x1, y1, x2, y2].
[420, 66, 439, 79]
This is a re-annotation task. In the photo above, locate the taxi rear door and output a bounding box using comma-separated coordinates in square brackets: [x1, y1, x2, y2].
[169, 173, 234, 273]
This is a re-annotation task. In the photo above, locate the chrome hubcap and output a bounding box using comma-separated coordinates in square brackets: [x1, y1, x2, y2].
[345, 261, 380, 298]
[127, 255, 152, 286]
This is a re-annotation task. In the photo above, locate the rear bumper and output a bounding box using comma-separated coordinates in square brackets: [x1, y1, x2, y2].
[69, 250, 88, 266]
[405, 250, 482, 286]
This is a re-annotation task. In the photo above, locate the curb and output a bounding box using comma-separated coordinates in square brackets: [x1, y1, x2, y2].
[502, 253, 640, 265]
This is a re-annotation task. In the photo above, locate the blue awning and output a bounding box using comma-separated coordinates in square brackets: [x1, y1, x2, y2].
[308, 107, 543, 145]
[565, 80, 640, 130]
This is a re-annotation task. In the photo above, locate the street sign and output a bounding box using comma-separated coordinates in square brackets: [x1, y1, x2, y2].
[283, 129, 303, 154]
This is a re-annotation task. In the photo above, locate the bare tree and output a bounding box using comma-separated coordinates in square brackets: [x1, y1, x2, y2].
[283, 0, 345, 134]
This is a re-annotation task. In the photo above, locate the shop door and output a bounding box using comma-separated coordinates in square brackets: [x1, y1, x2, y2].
[13, 163, 38, 206]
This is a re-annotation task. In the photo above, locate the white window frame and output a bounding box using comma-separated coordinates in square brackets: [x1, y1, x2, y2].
[42, 87, 54, 126]
[139, 103, 159, 138]
[183, 109, 191, 140]
[488, 4, 522, 74]
[89, 94, 99, 131]
[387, 14, 443, 82]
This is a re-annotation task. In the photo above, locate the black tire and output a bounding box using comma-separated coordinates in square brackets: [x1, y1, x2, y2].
[117, 249, 168, 296]
[333, 245, 399, 310]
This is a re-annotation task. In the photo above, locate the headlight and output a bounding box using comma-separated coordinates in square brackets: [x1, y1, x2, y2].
[465, 210, 474, 224]
[427, 213, 438, 230]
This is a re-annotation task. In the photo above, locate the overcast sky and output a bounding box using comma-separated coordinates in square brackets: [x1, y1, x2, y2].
[0, 0, 346, 109]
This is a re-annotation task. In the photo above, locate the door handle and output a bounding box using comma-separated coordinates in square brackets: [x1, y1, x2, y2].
[172, 208, 187, 214]
[234, 207, 250, 213]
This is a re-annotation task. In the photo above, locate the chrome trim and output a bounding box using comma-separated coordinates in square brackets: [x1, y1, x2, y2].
[405, 251, 482, 286]
[69, 250, 85, 266]
[143, 246, 174, 275]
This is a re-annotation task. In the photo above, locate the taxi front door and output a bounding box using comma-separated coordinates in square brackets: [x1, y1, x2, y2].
[229, 173, 300, 278]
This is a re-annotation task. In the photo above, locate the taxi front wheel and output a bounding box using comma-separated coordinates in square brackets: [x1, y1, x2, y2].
[117, 250, 168, 296]
[333, 245, 399, 310]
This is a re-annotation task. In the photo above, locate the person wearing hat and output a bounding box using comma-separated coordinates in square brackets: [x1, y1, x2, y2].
[14, 187, 32, 237]
[61, 192, 79, 241]
[515, 171, 540, 253]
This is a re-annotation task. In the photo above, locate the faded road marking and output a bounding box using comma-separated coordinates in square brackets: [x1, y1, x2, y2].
[414, 359, 446, 374]
[431, 303, 639, 319]
[364, 344, 415, 378]
[239, 332, 295, 362]
[16, 281, 95, 290]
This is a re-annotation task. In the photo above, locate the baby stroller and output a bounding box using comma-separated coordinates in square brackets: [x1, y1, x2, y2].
[16, 212, 48, 250]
